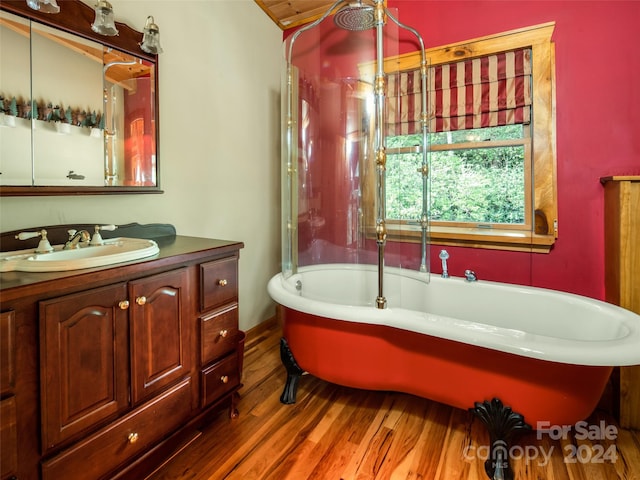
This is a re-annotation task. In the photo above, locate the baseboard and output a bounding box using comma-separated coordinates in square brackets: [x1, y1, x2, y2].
[245, 314, 279, 344]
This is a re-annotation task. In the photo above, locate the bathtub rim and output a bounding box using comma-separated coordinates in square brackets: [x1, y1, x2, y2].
[267, 263, 640, 367]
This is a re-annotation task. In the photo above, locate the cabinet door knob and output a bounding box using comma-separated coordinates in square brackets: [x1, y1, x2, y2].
[218, 279, 228, 287]
[119, 300, 130, 310]
[128, 432, 139, 444]
[136, 296, 147, 306]
[220, 375, 229, 384]
[219, 329, 228, 338]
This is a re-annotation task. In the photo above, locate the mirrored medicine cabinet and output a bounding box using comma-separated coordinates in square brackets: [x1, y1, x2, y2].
[0, 0, 161, 195]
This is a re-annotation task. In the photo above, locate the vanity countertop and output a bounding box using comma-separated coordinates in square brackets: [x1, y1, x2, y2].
[0, 235, 244, 295]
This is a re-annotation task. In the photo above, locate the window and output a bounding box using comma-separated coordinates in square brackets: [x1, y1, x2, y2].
[365, 23, 557, 252]
[388, 126, 530, 224]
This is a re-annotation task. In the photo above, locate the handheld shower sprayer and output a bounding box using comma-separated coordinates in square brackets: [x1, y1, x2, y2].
[439, 250, 450, 278]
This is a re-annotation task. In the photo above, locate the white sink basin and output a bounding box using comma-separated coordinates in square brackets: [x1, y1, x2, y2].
[0, 237, 160, 273]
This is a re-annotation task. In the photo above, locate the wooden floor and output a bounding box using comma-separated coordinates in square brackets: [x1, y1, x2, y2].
[149, 321, 640, 480]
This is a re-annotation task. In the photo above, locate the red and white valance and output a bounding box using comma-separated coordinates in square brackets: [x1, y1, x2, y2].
[386, 48, 532, 136]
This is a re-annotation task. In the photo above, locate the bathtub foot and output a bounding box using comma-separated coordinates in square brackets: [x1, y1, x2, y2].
[280, 337, 304, 404]
[470, 398, 531, 480]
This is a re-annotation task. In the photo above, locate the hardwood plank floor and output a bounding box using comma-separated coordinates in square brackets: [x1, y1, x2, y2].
[149, 321, 640, 480]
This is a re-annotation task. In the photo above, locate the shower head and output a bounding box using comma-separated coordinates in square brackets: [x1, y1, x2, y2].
[333, 1, 376, 31]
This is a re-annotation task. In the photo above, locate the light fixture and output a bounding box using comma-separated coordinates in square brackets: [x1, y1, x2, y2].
[26, 0, 60, 14]
[91, 0, 119, 36]
[140, 16, 163, 54]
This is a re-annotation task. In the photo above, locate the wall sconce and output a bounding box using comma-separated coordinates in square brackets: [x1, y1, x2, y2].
[25, 0, 161, 54]
[91, 0, 119, 36]
[140, 16, 163, 54]
[25, 0, 60, 13]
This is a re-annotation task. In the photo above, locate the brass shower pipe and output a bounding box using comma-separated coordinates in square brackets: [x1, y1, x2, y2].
[373, 0, 388, 308]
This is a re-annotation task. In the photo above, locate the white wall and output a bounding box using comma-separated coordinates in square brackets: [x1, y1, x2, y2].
[0, 0, 283, 331]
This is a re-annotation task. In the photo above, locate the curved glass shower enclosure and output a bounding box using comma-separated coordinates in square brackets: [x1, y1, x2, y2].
[281, 0, 429, 308]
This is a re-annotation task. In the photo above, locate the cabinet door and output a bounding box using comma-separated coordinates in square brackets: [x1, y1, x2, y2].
[129, 268, 191, 405]
[0, 310, 15, 396]
[40, 283, 129, 450]
[0, 310, 17, 479]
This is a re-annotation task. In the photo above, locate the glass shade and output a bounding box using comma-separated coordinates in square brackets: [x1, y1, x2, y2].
[26, 0, 60, 14]
[140, 16, 162, 54]
[91, 0, 118, 36]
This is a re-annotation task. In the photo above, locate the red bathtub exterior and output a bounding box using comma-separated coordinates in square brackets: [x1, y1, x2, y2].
[282, 307, 613, 427]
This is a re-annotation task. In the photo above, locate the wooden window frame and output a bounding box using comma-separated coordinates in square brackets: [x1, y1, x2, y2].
[364, 22, 557, 253]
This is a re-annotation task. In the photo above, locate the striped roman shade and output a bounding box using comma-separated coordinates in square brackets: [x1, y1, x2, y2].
[386, 48, 532, 135]
[386, 68, 422, 136]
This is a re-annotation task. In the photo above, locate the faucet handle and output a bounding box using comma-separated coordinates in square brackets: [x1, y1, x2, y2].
[90, 224, 118, 246]
[15, 230, 43, 241]
[15, 229, 53, 253]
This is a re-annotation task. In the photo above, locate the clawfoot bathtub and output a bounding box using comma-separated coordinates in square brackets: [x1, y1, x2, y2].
[268, 264, 640, 479]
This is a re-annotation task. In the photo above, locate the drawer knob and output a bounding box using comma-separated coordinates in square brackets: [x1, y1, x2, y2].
[118, 300, 130, 310]
[128, 432, 139, 444]
[220, 375, 229, 384]
[219, 329, 228, 338]
[136, 296, 147, 306]
[218, 279, 228, 287]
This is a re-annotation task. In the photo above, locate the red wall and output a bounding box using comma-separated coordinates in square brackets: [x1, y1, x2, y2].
[286, 1, 640, 300]
[388, 1, 640, 299]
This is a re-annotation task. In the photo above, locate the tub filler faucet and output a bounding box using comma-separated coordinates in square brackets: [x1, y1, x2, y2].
[465, 270, 477, 282]
[439, 250, 449, 278]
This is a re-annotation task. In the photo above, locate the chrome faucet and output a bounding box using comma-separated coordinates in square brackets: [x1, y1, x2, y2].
[63, 230, 91, 250]
[464, 269, 477, 282]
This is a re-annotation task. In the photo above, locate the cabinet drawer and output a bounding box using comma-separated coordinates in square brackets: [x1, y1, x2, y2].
[200, 256, 238, 311]
[201, 354, 240, 408]
[0, 310, 15, 395]
[41, 378, 192, 480]
[201, 305, 239, 365]
[1, 397, 17, 479]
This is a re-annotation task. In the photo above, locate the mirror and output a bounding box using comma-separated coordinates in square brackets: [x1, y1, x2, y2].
[0, 0, 160, 195]
[30, 21, 105, 186]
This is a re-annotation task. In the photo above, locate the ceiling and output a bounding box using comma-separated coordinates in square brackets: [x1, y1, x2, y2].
[254, 0, 339, 30]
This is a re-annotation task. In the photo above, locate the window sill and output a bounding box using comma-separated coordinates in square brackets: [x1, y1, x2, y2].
[382, 224, 555, 253]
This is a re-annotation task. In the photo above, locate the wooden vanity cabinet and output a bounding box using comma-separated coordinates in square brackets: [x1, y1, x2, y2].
[0, 236, 244, 480]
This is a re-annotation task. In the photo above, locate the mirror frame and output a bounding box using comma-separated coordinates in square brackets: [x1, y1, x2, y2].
[0, 0, 162, 196]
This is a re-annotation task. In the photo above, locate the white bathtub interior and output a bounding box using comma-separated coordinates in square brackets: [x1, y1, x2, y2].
[272, 264, 640, 366]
